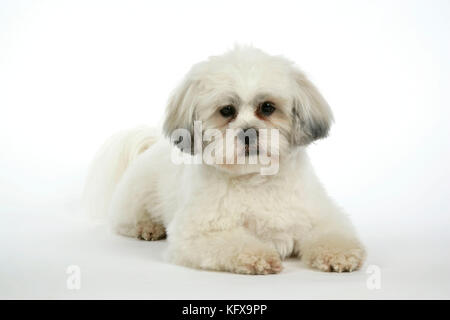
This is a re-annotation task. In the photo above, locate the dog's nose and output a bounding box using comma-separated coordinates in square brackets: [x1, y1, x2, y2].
[239, 127, 258, 145]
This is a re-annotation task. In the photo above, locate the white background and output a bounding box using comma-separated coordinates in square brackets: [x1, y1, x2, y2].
[1, 0, 449, 299]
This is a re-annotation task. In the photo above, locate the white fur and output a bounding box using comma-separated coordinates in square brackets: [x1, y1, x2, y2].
[84, 46, 365, 274]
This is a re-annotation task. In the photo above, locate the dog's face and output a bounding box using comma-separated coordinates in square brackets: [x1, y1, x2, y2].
[163, 46, 333, 175]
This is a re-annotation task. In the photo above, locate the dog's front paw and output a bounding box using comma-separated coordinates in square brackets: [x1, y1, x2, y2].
[232, 249, 283, 275]
[302, 235, 365, 272]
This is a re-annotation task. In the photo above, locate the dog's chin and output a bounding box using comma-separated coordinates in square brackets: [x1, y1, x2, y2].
[216, 145, 264, 175]
[213, 161, 263, 175]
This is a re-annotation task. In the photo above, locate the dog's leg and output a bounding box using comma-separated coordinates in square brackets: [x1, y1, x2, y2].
[167, 227, 282, 275]
[110, 194, 166, 241]
[298, 214, 366, 272]
[115, 216, 166, 241]
[108, 159, 166, 241]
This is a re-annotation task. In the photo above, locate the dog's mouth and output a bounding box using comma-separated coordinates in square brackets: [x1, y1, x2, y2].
[244, 144, 259, 157]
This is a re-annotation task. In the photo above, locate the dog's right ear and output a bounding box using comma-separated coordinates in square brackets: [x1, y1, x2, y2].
[163, 76, 201, 153]
[163, 77, 199, 137]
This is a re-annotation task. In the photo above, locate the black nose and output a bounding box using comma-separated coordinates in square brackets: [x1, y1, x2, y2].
[239, 127, 258, 145]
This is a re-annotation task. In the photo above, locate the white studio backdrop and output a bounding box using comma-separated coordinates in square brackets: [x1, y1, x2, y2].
[0, 0, 449, 299]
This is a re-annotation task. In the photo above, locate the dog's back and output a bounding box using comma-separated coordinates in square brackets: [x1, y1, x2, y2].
[83, 126, 158, 220]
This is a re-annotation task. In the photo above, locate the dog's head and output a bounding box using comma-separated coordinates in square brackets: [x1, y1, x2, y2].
[163, 46, 333, 174]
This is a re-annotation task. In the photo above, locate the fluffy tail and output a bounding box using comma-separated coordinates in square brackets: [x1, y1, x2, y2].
[83, 126, 159, 220]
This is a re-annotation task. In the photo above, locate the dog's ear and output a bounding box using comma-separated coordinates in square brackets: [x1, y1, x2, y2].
[163, 77, 199, 136]
[291, 70, 334, 146]
[163, 76, 201, 153]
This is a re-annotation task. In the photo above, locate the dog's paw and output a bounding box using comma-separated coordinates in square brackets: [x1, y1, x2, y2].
[308, 247, 365, 272]
[115, 220, 166, 241]
[136, 220, 166, 241]
[232, 249, 283, 275]
[302, 235, 366, 272]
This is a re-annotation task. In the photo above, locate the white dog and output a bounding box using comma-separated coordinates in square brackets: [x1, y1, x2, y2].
[84, 46, 366, 274]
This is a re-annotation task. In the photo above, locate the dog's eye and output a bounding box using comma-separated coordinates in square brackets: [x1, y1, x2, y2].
[219, 105, 236, 118]
[259, 101, 276, 116]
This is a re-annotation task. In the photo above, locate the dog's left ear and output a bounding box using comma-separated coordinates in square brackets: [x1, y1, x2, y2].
[291, 70, 334, 146]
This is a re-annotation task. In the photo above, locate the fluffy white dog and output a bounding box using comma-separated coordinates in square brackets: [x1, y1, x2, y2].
[84, 46, 366, 274]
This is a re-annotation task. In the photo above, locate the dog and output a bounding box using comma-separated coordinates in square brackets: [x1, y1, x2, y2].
[84, 46, 366, 274]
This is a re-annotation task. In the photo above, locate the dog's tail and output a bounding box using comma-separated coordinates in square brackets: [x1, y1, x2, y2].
[82, 126, 159, 220]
